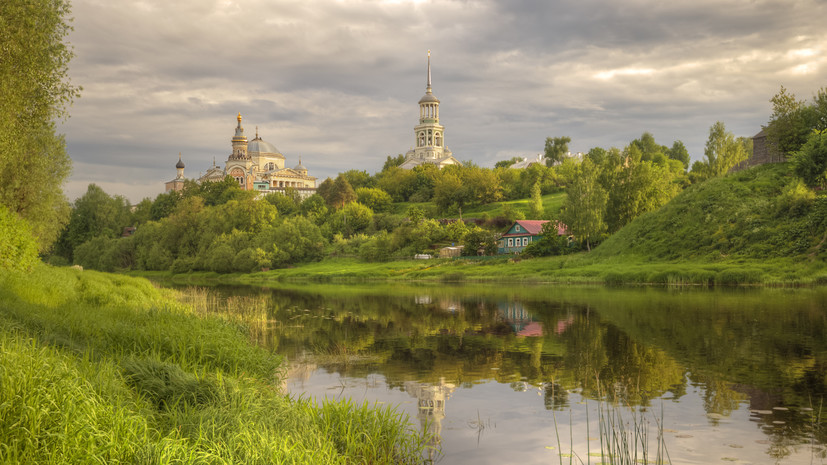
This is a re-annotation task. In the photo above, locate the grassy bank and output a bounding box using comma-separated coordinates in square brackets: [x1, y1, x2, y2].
[133, 252, 827, 287]
[0, 264, 427, 464]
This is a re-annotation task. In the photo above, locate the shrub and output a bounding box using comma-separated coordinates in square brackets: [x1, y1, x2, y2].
[0, 206, 39, 272]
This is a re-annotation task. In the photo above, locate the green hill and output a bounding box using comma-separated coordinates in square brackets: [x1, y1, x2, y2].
[592, 162, 827, 263]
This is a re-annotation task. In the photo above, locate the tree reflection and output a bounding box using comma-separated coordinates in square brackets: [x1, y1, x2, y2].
[173, 283, 827, 451]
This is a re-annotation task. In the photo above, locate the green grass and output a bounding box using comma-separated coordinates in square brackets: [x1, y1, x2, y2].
[0, 264, 429, 464]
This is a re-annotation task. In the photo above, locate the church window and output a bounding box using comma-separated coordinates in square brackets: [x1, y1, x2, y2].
[435, 133, 441, 146]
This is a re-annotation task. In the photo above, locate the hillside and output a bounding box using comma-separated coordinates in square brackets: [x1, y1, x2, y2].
[592, 162, 827, 262]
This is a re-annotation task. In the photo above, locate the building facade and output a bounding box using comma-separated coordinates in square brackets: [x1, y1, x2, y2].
[400, 51, 462, 170]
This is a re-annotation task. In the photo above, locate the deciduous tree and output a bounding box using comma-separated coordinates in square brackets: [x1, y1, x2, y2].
[559, 159, 607, 251]
[703, 121, 750, 177]
[544, 136, 571, 166]
[0, 0, 81, 251]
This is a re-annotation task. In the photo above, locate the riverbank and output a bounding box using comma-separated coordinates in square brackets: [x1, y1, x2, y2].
[0, 264, 427, 464]
[132, 252, 827, 286]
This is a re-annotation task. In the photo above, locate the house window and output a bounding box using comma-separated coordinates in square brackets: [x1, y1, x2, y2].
[507, 238, 513, 247]
[522, 237, 529, 246]
[515, 225, 521, 232]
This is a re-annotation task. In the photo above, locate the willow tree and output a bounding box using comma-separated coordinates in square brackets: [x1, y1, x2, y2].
[0, 0, 80, 252]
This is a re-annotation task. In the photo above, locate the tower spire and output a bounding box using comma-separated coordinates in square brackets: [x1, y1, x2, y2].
[426, 50, 432, 92]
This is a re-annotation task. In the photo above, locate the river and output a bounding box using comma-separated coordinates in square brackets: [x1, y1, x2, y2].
[164, 281, 827, 464]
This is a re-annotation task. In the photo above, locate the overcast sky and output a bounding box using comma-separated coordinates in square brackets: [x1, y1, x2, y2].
[59, 0, 827, 203]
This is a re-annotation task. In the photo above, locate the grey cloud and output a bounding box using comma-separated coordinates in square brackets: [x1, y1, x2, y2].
[60, 0, 827, 203]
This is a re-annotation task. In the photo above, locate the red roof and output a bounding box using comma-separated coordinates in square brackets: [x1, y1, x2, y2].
[503, 220, 568, 237]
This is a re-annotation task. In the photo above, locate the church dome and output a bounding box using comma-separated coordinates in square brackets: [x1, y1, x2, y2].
[294, 162, 306, 171]
[248, 138, 285, 158]
[176, 158, 185, 169]
[419, 93, 439, 104]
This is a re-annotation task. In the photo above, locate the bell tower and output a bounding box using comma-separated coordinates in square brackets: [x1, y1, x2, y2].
[413, 50, 445, 160]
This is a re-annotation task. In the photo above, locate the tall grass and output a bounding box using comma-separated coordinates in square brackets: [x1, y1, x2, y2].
[550, 383, 670, 465]
[0, 264, 428, 464]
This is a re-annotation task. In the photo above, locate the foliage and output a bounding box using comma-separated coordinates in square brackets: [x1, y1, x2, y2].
[356, 187, 393, 213]
[764, 85, 810, 158]
[461, 225, 499, 256]
[0, 0, 80, 252]
[340, 169, 374, 190]
[381, 154, 405, 171]
[791, 129, 827, 188]
[698, 121, 751, 178]
[521, 222, 577, 257]
[54, 184, 132, 261]
[544, 136, 571, 166]
[559, 159, 607, 250]
[327, 202, 374, 238]
[593, 162, 825, 262]
[0, 205, 39, 271]
[495, 156, 522, 169]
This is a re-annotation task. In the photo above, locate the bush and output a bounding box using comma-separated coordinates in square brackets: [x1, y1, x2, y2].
[0, 206, 39, 272]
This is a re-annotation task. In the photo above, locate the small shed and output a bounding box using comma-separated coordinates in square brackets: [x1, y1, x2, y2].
[439, 246, 464, 258]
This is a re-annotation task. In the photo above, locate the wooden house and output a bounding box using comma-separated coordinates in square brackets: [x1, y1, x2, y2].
[497, 220, 567, 254]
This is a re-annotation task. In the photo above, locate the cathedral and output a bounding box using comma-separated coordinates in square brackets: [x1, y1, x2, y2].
[165, 113, 316, 197]
[400, 51, 462, 170]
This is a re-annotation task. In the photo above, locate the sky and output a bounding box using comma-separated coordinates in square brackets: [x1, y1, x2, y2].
[59, 0, 827, 203]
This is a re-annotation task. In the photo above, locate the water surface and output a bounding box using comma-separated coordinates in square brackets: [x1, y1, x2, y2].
[167, 282, 827, 464]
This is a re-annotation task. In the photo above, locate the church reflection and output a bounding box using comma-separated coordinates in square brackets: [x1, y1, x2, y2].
[404, 377, 456, 449]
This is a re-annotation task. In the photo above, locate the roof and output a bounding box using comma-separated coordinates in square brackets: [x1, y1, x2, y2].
[248, 137, 284, 157]
[419, 92, 440, 104]
[502, 220, 568, 236]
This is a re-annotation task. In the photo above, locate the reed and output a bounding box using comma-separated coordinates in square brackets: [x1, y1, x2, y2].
[551, 385, 671, 465]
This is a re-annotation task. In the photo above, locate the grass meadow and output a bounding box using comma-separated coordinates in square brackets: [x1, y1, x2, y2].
[0, 264, 429, 464]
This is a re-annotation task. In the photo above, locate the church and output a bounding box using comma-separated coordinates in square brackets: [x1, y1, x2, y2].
[400, 51, 462, 170]
[165, 113, 316, 197]
[166, 51, 459, 194]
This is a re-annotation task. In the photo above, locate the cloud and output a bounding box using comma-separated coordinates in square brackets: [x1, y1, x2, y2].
[60, 0, 827, 203]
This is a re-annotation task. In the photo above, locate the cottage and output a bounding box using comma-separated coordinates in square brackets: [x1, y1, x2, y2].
[497, 220, 567, 254]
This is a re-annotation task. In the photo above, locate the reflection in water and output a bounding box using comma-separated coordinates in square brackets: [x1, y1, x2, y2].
[405, 377, 456, 449]
[168, 282, 827, 464]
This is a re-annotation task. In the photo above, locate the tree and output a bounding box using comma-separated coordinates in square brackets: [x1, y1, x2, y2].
[54, 184, 132, 261]
[764, 85, 809, 158]
[356, 187, 392, 213]
[341, 169, 374, 190]
[586, 147, 607, 165]
[0, 0, 81, 251]
[703, 121, 750, 177]
[792, 130, 827, 188]
[667, 141, 690, 170]
[330, 174, 357, 208]
[495, 156, 522, 169]
[544, 136, 571, 166]
[559, 159, 606, 251]
[528, 181, 544, 219]
[631, 132, 668, 163]
[382, 154, 405, 171]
